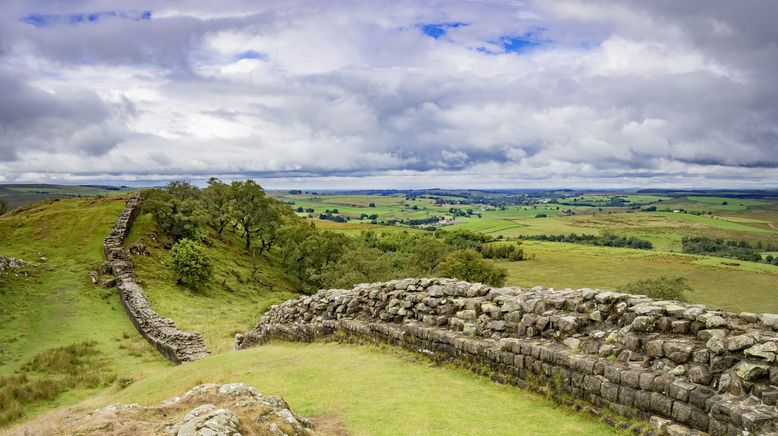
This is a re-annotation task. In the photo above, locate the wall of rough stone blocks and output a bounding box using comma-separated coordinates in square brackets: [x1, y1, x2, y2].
[237, 278, 778, 435]
[104, 194, 209, 363]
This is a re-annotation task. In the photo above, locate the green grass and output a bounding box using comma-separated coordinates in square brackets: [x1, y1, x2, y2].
[501, 241, 778, 313]
[0, 197, 169, 376]
[106, 342, 617, 436]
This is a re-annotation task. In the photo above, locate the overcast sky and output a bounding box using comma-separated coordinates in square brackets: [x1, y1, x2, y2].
[1, 1, 777, 189]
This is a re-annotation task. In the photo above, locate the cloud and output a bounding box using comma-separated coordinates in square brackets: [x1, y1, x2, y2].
[0, 0, 776, 187]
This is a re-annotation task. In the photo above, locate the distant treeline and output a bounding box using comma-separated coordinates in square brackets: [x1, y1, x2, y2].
[682, 236, 778, 264]
[519, 233, 653, 250]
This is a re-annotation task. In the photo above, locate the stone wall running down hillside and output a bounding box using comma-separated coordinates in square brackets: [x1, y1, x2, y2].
[237, 278, 778, 435]
[104, 194, 209, 363]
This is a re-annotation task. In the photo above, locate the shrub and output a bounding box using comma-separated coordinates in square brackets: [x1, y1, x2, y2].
[170, 239, 213, 288]
[435, 249, 507, 286]
[0, 198, 8, 215]
[620, 276, 694, 302]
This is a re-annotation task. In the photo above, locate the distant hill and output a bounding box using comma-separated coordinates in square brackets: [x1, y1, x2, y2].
[0, 184, 137, 210]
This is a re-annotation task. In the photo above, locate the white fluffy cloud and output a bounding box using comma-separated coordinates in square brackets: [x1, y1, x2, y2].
[0, 0, 776, 188]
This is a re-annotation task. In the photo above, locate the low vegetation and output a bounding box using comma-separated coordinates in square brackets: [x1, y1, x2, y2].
[0, 342, 115, 426]
[682, 236, 778, 264]
[620, 276, 694, 302]
[520, 232, 653, 250]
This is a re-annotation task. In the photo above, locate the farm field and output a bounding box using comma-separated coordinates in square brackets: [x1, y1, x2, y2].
[498, 241, 778, 313]
[290, 190, 778, 313]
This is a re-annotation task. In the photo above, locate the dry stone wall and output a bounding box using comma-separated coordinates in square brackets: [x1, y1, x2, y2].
[237, 278, 778, 435]
[105, 194, 209, 363]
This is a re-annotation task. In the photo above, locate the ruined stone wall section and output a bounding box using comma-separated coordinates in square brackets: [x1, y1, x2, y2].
[105, 194, 209, 363]
[237, 278, 778, 435]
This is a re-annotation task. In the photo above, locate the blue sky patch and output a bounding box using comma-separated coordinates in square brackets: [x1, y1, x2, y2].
[419, 22, 467, 39]
[236, 50, 267, 61]
[21, 10, 151, 27]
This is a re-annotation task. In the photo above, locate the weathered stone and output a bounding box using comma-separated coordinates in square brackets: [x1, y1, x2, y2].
[562, 337, 581, 350]
[744, 341, 777, 362]
[726, 334, 756, 352]
[663, 340, 695, 363]
[734, 361, 770, 381]
[645, 340, 664, 357]
[687, 365, 712, 385]
[632, 316, 657, 332]
[706, 336, 726, 354]
[589, 310, 602, 322]
[557, 316, 578, 332]
[705, 315, 727, 329]
[759, 313, 778, 330]
[670, 320, 690, 334]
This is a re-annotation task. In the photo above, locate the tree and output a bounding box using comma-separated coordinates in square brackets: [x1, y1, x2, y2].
[0, 199, 8, 215]
[230, 180, 278, 253]
[620, 276, 694, 302]
[435, 249, 507, 286]
[142, 181, 206, 241]
[170, 238, 213, 288]
[318, 246, 396, 288]
[203, 177, 233, 234]
[278, 222, 349, 290]
[406, 237, 451, 275]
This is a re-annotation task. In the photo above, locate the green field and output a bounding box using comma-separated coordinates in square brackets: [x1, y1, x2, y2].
[499, 241, 778, 313]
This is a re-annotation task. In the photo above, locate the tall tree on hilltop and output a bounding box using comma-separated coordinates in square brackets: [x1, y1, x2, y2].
[203, 177, 233, 235]
[230, 179, 277, 253]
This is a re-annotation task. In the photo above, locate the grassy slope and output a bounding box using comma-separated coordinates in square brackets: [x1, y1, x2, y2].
[1, 197, 616, 434]
[106, 343, 616, 436]
[0, 197, 170, 423]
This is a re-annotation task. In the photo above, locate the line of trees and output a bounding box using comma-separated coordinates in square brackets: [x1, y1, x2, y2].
[519, 233, 653, 250]
[682, 236, 777, 264]
[141, 180, 531, 292]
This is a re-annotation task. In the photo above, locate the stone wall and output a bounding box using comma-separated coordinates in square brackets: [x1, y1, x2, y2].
[105, 194, 209, 363]
[237, 278, 778, 435]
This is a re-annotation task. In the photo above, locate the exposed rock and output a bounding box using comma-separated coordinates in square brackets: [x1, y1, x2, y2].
[51, 383, 314, 435]
[168, 404, 240, 435]
[0, 255, 24, 271]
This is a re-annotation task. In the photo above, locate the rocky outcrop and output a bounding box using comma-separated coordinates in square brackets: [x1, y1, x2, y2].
[238, 278, 778, 435]
[51, 383, 315, 435]
[105, 194, 209, 363]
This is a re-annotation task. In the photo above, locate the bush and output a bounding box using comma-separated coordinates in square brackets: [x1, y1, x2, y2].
[620, 276, 694, 302]
[0, 198, 8, 215]
[170, 239, 213, 288]
[435, 249, 507, 286]
[480, 243, 526, 261]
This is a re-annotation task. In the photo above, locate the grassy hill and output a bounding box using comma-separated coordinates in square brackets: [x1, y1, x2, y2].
[0, 184, 135, 210]
[0, 196, 618, 434]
